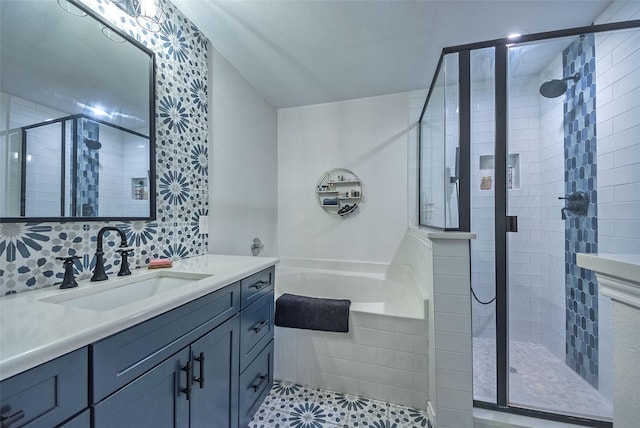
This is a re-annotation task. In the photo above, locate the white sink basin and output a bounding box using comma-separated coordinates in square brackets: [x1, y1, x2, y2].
[41, 271, 213, 311]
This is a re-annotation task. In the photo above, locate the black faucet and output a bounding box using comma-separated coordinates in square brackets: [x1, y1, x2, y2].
[91, 226, 132, 281]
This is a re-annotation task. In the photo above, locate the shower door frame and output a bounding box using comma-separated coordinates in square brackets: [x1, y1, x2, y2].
[420, 18, 640, 427]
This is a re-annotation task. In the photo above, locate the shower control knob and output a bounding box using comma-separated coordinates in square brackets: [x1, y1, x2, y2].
[559, 191, 589, 219]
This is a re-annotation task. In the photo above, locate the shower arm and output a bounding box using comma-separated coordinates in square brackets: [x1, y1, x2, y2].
[562, 72, 581, 82]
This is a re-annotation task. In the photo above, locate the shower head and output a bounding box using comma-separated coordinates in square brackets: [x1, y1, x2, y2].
[539, 72, 580, 98]
[84, 137, 102, 150]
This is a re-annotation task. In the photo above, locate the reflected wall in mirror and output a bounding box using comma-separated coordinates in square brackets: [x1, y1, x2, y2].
[0, 0, 155, 221]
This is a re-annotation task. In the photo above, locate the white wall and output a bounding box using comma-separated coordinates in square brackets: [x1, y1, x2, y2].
[278, 93, 409, 263]
[594, 1, 640, 255]
[592, 0, 640, 402]
[506, 75, 543, 344]
[470, 74, 546, 345]
[208, 45, 278, 257]
[408, 90, 426, 227]
[0, 93, 69, 217]
[538, 55, 569, 363]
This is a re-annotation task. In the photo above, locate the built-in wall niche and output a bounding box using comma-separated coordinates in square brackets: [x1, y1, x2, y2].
[478, 153, 520, 191]
[131, 177, 149, 201]
[315, 168, 362, 217]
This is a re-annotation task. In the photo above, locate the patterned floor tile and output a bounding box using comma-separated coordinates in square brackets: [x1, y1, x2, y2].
[249, 382, 430, 428]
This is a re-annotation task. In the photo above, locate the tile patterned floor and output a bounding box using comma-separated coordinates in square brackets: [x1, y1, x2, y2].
[249, 381, 430, 428]
[473, 337, 613, 419]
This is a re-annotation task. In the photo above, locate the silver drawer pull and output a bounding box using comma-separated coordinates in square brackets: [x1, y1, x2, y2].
[251, 374, 268, 392]
[252, 320, 269, 333]
[250, 280, 269, 290]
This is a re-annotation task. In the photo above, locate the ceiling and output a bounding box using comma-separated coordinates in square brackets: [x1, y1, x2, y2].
[171, 0, 613, 109]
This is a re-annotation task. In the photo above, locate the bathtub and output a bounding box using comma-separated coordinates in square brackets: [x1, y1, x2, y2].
[273, 265, 429, 409]
[275, 267, 424, 319]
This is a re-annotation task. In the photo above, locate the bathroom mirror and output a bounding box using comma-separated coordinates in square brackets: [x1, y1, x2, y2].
[0, 0, 155, 222]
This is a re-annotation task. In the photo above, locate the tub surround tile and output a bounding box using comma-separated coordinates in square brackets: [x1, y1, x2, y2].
[274, 314, 429, 410]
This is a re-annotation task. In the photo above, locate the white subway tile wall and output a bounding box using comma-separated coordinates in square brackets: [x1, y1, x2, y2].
[595, 2, 640, 255]
[274, 310, 429, 410]
[432, 238, 473, 428]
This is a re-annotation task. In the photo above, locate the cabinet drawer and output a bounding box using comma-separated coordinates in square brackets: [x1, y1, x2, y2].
[0, 348, 87, 428]
[240, 291, 274, 371]
[59, 409, 90, 428]
[238, 339, 274, 428]
[91, 282, 240, 403]
[241, 267, 274, 309]
[93, 348, 191, 428]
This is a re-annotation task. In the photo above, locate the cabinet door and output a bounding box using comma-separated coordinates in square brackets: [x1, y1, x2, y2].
[93, 348, 190, 428]
[0, 348, 87, 428]
[190, 315, 240, 428]
[59, 409, 90, 428]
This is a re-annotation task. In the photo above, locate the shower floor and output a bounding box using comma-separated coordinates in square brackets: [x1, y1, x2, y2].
[473, 337, 612, 420]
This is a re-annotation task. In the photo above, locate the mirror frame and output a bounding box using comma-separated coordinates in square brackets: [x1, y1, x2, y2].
[0, 0, 156, 223]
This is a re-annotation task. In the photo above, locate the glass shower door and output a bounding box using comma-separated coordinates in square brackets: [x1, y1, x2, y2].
[505, 34, 612, 420]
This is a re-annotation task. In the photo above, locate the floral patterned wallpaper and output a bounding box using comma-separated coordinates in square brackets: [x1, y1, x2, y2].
[0, 0, 209, 294]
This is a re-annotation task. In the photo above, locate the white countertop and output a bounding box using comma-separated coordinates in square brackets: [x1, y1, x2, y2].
[0, 254, 279, 381]
[576, 253, 640, 285]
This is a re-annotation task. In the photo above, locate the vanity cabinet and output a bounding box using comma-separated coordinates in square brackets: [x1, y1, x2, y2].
[93, 315, 239, 428]
[238, 270, 275, 428]
[90, 282, 241, 403]
[0, 348, 88, 428]
[0, 265, 276, 428]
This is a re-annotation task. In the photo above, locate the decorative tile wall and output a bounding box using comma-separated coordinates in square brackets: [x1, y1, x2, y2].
[78, 119, 100, 217]
[0, 0, 209, 294]
[562, 33, 599, 388]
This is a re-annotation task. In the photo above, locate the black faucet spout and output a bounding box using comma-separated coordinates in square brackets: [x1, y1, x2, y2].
[91, 226, 129, 282]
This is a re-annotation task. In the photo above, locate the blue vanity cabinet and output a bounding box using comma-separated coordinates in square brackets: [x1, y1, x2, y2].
[0, 265, 277, 428]
[189, 315, 240, 428]
[0, 348, 87, 428]
[238, 339, 274, 427]
[240, 266, 274, 309]
[91, 282, 242, 428]
[240, 290, 275, 370]
[91, 282, 241, 403]
[93, 347, 191, 428]
[238, 287, 275, 427]
[93, 315, 240, 428]
[59, 410, 90, 428]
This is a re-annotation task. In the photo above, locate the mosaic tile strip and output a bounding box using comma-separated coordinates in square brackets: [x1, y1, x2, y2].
[78, 119, 100, 217]
[251, 381, 430, 428]
[562, 33, 599, 388]
[0, 0, 209, 295]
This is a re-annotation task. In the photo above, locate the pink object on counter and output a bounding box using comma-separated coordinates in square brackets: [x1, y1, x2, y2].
[148, 259, 173, 269]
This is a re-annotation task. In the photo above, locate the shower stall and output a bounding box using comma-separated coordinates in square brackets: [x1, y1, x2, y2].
[3, 114, 149, 219]
[419, 18, 640, 426]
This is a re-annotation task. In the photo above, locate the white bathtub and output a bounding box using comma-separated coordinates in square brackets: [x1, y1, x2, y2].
[273, 265, 429, 409]
[276, 267, 424, 319]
